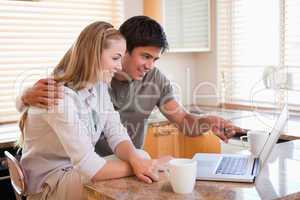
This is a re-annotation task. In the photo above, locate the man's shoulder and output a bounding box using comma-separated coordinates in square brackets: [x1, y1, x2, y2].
[143, 67, 167, 83]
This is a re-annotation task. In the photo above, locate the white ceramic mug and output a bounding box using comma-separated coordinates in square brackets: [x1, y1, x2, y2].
[165, 158, 197, 194]
[240, 130, 269, 157]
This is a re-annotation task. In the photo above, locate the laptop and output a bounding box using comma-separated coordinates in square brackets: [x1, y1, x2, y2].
[193, 105, 289, 183]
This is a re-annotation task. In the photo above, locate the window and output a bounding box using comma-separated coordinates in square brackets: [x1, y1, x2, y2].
[218, 0, 300, 110]
[163, 0, 211, 52]
[0, 0, 124, 124]
[285, 0, 300, 110]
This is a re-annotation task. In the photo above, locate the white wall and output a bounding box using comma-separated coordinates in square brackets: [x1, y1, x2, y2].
[194, 0, 219, 106]
[123, 0, 143, 20]
[123, 0, 218, 106]
[156, 53, 198, 106]
[158, 0, 218, 106]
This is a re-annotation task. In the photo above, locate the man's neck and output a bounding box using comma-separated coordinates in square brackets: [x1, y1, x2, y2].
[113, 72, 133, 82]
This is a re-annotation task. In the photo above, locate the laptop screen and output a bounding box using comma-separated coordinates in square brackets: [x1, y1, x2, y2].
[258, 105, 289, 167]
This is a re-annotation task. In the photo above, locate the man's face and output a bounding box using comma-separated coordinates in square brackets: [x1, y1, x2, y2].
[120, 46, 162, 81]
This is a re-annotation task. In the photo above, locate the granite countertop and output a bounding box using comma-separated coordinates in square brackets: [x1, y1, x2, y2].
[85, 172, 261, 200]
[147, 105, 256, 124]
[147, 105, 300, 141]
[0, 123, 19, 149]
[84, 140, 300, 200]
[86, 175, 299, 200]
[1, 105, 300, 148]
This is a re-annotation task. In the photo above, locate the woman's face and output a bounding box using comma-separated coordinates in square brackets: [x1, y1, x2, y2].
[100, 38, 126, 82]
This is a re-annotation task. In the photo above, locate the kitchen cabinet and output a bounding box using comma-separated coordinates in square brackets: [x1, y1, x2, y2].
[143, 0, 211, 52]
[162, 0, 211, 52]
[143, 123, 181, 158]
[143, 122, 221, 158]
[179, 131, 221, 158]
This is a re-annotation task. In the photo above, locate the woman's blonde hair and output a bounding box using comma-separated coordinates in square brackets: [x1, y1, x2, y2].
[54, 21, 124, 90]
[18, 21, 124, 147]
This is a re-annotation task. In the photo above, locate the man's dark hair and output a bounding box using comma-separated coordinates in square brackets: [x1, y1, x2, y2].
[119, 16, 169, 54]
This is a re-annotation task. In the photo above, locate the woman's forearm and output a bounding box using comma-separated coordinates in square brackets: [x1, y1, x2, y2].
[114, 140, 139, 162]
[91, 159, 133, 182]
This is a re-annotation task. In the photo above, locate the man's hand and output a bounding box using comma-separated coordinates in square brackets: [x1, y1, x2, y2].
[206, 115, 247, 143]
[129, 155, 172, 184]
[22, 78, 63, 109]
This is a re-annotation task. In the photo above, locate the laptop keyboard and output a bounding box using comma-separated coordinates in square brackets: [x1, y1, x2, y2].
[216, 157, 248, 175]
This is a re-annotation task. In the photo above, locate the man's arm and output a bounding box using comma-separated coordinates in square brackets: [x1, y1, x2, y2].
[16, 78, 63, 111]
[159, 99, 246, 143]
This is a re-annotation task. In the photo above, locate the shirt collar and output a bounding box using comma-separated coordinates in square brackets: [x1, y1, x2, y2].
[77, 86, 96, 107]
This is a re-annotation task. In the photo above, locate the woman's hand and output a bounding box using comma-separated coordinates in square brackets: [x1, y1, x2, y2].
[129, 155, 172, 184]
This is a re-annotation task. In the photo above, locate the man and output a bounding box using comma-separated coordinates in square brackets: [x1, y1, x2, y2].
[17, 16, 244, 156]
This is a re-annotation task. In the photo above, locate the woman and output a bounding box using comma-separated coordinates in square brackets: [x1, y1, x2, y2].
[19, 21, 169, 200]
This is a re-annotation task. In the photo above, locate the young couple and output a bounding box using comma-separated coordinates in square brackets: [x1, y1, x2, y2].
[18, 16, 244, 200]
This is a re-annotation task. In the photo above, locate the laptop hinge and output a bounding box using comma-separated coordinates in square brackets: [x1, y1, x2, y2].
[251, 158, 260, 177]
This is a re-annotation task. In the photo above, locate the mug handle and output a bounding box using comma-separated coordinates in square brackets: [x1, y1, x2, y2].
[164, 168, 170, 180]
[240, 135, 248, 147]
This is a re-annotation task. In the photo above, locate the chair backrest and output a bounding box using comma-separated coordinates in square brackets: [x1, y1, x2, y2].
[4, 151, 26, 196]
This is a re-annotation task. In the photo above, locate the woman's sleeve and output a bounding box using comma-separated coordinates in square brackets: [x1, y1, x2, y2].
[42, 91, 106, 180]
[100, 85, 132, 152]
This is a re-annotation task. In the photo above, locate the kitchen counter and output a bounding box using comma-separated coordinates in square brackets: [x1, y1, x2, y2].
[1, 105, 300, 149]
[84, 140, 300, 200]
[0, 123, 19, 149]
[147, 106, 300, 141]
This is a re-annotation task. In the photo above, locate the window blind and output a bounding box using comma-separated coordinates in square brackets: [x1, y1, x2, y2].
[0, 0, 124, 123]
[218, 0, 299, 109]
[285, 0, 300, 109]
[163, 0, 210, 51]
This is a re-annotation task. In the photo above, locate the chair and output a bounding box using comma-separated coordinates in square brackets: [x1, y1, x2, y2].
[4, 151, 27, 200]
